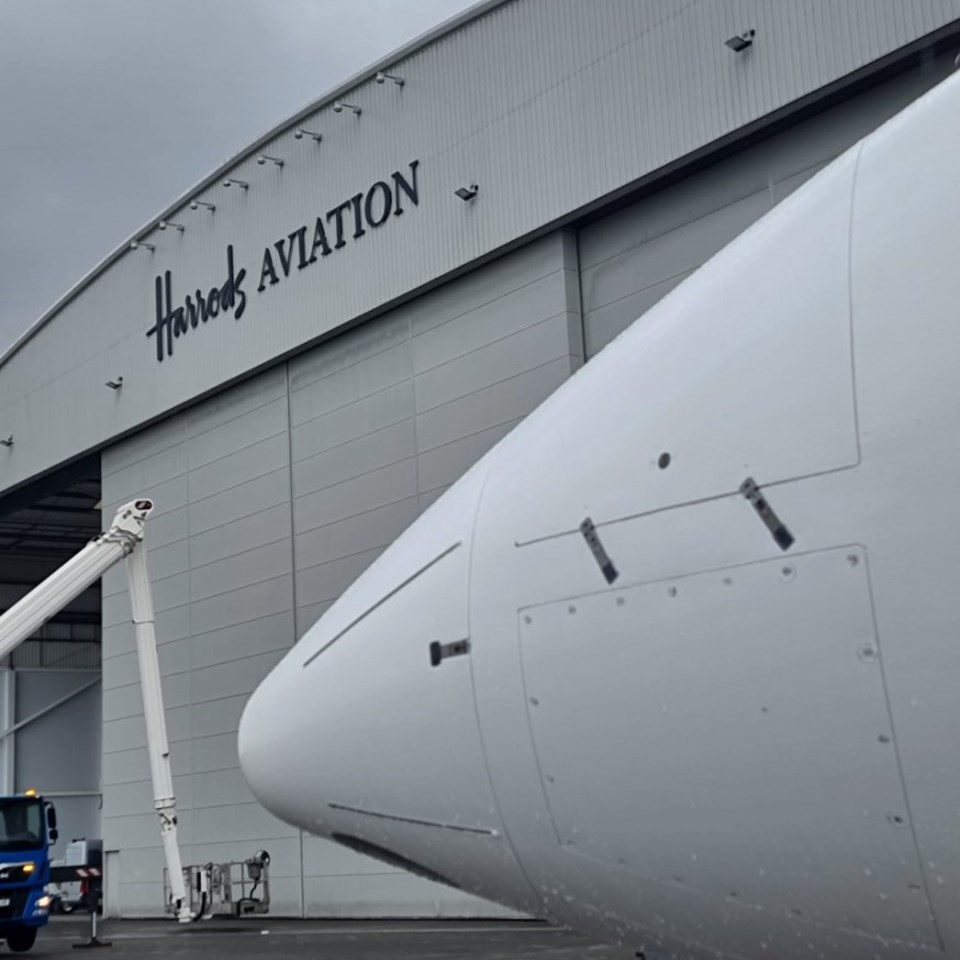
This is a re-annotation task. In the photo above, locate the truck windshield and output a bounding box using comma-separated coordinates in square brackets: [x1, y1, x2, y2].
[0, 799, 43, 852]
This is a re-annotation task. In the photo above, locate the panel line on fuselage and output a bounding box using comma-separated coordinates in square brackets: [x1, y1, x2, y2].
[302, 540, 463, 667]
[513, 460, 863, 548]
[328, 802, 499, 836]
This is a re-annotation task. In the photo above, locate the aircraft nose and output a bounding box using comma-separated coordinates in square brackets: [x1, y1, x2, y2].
[238, 531, 477, 834]
[238, 466, 538, 910]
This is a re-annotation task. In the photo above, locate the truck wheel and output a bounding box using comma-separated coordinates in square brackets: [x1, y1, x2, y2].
[6, 928, 37, 952]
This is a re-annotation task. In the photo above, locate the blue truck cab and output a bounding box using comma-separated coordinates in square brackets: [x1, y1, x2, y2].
[0, 792, 57, 952]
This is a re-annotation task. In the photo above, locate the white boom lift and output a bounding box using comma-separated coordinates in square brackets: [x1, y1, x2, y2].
[0, 499, 193, 922]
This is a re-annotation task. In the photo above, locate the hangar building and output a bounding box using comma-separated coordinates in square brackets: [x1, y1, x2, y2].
[1, 0, 958, 918]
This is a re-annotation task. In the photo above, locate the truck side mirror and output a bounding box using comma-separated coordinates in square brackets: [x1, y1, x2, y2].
[45, 803, 58, 843]
[49, 828, 58, 844]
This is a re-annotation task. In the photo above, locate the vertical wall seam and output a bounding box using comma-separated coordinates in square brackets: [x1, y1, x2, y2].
[568, 228, 587, 370]
[283, 360, 306, 918]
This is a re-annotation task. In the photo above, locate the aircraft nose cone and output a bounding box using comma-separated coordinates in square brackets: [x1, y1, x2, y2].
[237, 663, 299, 824]
[238, 532, 478, 835]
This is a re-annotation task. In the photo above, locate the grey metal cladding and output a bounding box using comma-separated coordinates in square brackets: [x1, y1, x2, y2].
[293, 381, 416, 458]
[416, 355, 571, 454]
[289, 317, 411, 402]
[580, 50, 960, 356]
[413, 312, 576, 413]
[189, 400, 287, 484]
[190, 802, 296, 844]
[100, 361, 299, 913]
[293, 459, 419, 534]
[295, 496, 420, 571]
[102, 651, 142, 691]
[296, 601, 334, 640]
[101, 777, 153, 820]
[14, 673, 101, 796]
[295, 546, 387, 609]
[583, 272, 695, 360]
[411, 272, 570, 374]
[295, 420, 417, 497]
[191, 694, 250, 740]
[102, 745, 150, 786]
[584, 189, 770, 317]
[189, 538, 292, 603]
[103, 716, 154, 757]
[189, 502, 291, 568]
[190, 610, 294, 671]
[189, 574, 292, 636]
[5, 0, 960, 495]
[291, 342, 414, 429]
[185, 365, 288, 436]
[417, 419, 520, 494]
[191, 733, 240, 776]
[187, 469, 289, 535]
[189, 649, 287, 705]
[192, 767, 255, 810]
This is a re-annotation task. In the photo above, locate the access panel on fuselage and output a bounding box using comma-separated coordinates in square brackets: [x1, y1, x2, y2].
[518, 546, 937, 948]
[513, 151, 860, 546]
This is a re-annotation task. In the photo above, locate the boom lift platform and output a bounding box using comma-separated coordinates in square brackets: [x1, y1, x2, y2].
[0, 499, 270, 923]
[164, 853, 271, 919]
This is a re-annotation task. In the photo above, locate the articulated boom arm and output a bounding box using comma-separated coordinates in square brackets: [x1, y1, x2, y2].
[0, 499, 192, 922]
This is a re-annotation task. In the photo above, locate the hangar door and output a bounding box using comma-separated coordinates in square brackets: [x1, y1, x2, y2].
[578, 58, 950, 358]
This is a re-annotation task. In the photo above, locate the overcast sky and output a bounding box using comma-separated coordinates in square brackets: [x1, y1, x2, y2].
[0, 0, 476, 354]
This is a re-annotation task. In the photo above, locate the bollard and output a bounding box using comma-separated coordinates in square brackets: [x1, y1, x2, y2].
[72, 878, 111, 949]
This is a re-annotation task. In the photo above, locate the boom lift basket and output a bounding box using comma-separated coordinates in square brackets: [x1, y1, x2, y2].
[164, 852, 270, 918]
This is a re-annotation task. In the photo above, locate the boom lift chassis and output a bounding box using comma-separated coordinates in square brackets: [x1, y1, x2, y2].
[0, 499, 269, 923]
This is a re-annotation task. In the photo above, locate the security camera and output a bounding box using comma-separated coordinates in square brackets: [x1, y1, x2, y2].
[158, 221, 169, 230]
[189, 201, 198, 210]
[375, 72, 386, 84]
[333, 103, 343, 113]
[294, 129, 304, 139]
[256, 156, 266, 165]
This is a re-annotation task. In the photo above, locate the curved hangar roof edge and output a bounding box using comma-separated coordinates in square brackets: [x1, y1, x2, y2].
[1, 0, 957, 500]
[0, 0, 507, 371]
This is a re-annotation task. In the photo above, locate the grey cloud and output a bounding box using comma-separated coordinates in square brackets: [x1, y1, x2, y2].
[0, 0, 475, 353]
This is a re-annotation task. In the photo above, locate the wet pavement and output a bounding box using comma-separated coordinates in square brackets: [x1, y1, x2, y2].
[31, 918, 624, 960]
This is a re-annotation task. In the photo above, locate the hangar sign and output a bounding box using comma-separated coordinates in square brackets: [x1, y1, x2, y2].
[146, 160, 420, 363]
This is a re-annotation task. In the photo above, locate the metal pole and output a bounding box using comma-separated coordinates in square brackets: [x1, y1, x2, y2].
[71, 878, 112, 949]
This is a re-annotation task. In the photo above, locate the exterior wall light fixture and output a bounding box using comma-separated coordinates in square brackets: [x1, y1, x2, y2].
[129, 240, 155, 252]
[257, 155, 284, 167]
[223, 178, 250, 189]
[0, 436, 12, 448]
[375, 71, 405, 87]
[189, 199, 216, 213]
[105, 377, 124, 390]
[454, 184, 479, 202]
[294, 128, 323, 142]
[333, 101, 362, 116]
[725, 29, 756, 52]
[158, 220, 184, 232]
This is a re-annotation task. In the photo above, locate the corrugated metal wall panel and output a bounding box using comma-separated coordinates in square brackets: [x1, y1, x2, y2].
[99, 366, 303, 917]
[3, 0, 958, 496]
[580, 49, 959, 356]
[12, 670, 101, 863]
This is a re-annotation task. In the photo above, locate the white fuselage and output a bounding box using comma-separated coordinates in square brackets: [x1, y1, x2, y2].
[239, 71, 960, 960]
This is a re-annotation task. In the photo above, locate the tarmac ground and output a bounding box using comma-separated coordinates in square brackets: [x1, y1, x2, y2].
[26, 917, 624, 960]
